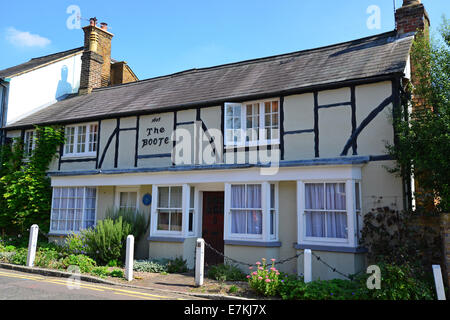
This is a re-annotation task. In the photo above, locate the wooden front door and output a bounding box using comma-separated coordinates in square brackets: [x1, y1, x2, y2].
[202, 192, 224, 266]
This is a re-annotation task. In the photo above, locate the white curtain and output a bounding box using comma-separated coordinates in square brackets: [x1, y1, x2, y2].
[305, 183, 347, 239]
[231, 184, 262, 234]
[231, 185, 246, 234]
[325, 183, 347, 238]
[305, 183, 325, 237]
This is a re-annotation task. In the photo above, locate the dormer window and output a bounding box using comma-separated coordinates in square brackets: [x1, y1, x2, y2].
[63, 123, 98, 157]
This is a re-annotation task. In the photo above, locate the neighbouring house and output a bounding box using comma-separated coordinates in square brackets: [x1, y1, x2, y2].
[0, 18, 138, 144]
[2, 1, 430, 280]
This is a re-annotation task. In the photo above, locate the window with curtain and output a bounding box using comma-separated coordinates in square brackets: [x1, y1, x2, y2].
[230, 184, 262, 235]
[305, 182, 347, 239]
[50, 187, 96, 233]
[64, 123, 98, 157]
[157, 186, 182, 232]
[119, 191, 137, 211]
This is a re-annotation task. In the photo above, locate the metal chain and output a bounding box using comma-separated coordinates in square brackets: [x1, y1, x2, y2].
[203, 240, 304, 268]
[311, 251, 356, 281]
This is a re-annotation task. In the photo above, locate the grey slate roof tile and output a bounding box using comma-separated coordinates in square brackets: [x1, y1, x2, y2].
[6, 31, 413, 129]
[0, 47, 84, 78]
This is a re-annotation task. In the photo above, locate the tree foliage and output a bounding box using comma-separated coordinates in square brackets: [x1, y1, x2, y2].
[388, 17, 450, 213]
[0, 126, 65, 234]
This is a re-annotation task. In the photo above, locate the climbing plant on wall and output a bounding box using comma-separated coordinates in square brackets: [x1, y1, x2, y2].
[0, 126, 65, 235]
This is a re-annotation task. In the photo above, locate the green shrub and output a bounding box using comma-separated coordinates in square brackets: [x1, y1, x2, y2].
[63, 233, 87, 255]
[356, 262, 435, 300]
[110, 269, 124, 278]
[228, 285, 239, 294]
[207, 264, 247, 282]
[247, 258, 281, 297]
[81, 217, 132, 265]
[167, 257, 188, 273]
[90, 266, 110, 278]
[133, 259, 168, 273]
[104, 207, 150, 241]
[9, 248, 28, 265]
[279, 278, 360, 300]
[34, 247, 63, 269]
[61, 254, 96, 273]
[4, 245, 16, 252]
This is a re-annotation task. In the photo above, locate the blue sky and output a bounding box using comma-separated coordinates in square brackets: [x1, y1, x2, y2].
[0, 0, 448, 80]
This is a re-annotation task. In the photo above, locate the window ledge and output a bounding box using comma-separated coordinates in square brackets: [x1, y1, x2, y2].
[61, 154, 96, 160]
[294, 243, 368, 254]
[148, 236, 185, 243]
[224, 240, 281, 247]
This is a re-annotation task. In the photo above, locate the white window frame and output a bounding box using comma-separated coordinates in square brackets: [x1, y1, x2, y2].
[224, 182, 279, 242]
[115, 186, 140, 212]
[297, 179, 359, 248]
[224, 98, 280, 147]
[150, 184, 198, 238]
[49, 186, 98, 235]
[23, 129, 36, 158]
[63, 122, 98, 158]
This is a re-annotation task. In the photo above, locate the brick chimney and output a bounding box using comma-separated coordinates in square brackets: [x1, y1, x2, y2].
[395, 0, 430, 36]
[79, 17, 114, 94]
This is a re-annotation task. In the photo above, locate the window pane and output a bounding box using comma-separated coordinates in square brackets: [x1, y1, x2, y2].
[305, 211, 326, 237]
[170, 186, 182, 208]
[305, 184, 325, 209]
[325, 183, 346, 210]
[77, 126, 86, 153]
[158, 187, 169, 208]
[231, 185, 245, 208]
[270, 210, 275, 235]
[170, 211, 182, 231]
[270, 184, 275, 209]
[246, 184, 261, 209]
[247, 210, 262, 234]
[157, 210, 170, 230]
[355, 183, 360, 211]
[231, 210, 246, 233]
[326, 212, 347, 238]
[272, 101, 278, 113]
[190, 187, 195, 209]
[188, 210, 194, 232]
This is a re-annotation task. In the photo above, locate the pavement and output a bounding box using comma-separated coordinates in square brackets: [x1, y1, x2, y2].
[0, 263, 251, 300]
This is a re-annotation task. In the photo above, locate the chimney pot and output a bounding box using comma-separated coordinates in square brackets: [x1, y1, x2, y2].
[89, 17, 97, 27]
[100, 22, 108, 31]
[402, 0, 421, 6]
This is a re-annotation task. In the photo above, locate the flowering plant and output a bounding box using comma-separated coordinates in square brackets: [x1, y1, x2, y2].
[247, 258, 281, 296]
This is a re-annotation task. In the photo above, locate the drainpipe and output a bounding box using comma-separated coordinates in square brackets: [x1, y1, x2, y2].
[0, 78, 9, 146]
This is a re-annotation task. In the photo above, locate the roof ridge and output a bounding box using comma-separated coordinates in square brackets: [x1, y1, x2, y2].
[30, 46, 84, 61]
[92, 30, 399, 93]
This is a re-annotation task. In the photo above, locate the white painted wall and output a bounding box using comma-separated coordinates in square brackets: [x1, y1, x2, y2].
[6, 53, 82, 125]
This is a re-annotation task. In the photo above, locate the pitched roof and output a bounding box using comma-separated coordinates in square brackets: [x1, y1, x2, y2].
[6, 31, 414, 129]
[0, 47, 84, 78]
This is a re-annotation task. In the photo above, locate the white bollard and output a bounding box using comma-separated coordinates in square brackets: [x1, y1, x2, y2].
[125, 235, 134, 282]
[195, 238, 205, 287]
[304, 249, 312, 283]
[26, 224, 39, 267]
[432, 265, 446, 300]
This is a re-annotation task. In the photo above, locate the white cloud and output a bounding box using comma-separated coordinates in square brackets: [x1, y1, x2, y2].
[5, 27, 51, 48]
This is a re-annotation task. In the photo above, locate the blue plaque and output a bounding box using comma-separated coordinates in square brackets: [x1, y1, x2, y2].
[142, 193, 152, 206]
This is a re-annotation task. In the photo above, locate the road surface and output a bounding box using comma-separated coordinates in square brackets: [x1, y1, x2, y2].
[0, 268, 204, 300]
